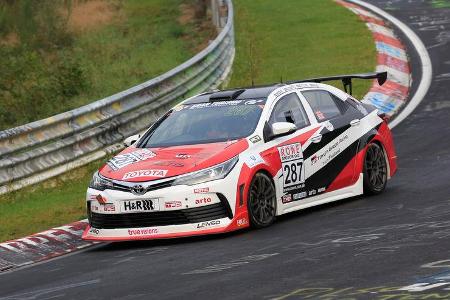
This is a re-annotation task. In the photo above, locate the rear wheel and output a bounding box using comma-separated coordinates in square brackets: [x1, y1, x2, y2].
[248, 173, 276, 228]
[363, 143, 388, 195]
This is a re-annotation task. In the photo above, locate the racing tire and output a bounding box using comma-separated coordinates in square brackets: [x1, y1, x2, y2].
[247, 172, 277, 228]
[363, 143, 388, 195]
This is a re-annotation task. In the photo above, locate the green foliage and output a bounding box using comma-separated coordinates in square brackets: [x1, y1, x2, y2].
[0, 0, 202, 130]
[228, 0, 377, 100]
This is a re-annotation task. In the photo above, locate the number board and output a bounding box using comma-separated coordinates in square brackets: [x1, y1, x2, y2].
[277, 143, 305, 192]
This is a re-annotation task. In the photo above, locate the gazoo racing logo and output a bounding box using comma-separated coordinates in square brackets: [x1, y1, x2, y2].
[197, 220, 221, 229]
[122, 169, 168, 180]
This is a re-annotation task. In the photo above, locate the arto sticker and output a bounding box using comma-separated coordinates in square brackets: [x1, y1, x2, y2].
[278, 143, 305, 192]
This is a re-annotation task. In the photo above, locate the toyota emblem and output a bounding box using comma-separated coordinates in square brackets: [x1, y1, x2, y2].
[131, 185, 146, 195]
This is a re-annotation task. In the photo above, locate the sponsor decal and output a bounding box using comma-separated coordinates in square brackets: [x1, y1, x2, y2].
[273, 83, 320, 98]
[153, 161, 184, 167]
[122, 169, 168, 180]
[278, 143, 305, 192]
[96, 194, 107, 205]
[175, 153, 190, 159]
[244, 153, 265, 168]
[278, 143, 302, 161]
[282, 194, 293, 204]
[89, 228, 100, 235]
[128, 228, 159, 236]
[190, 100, 242, 109]
[293, 191, 307, 200]
[244, 99, 264, 105]
[317, 187, 326, 193]
[165, 201, 182, 209]
[311, 134, 349, 168]
[194, 187, 210, 193]
[249, 135, 262, 143]
[107, 149, 156, 170]
[121, 199, 159, 212]
[197, 220, 221, 229]
[103, 204, 116, 212]
[173, 105, 184, 111]
[195, 197, 212, 205]
[308, 189, 317, 196]
[237, 218, 248, 227]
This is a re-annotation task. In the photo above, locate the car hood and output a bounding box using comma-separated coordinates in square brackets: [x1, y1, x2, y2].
[99, 139, 249, 182]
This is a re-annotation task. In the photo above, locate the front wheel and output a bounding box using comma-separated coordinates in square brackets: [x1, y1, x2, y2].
[363, 143, 388, 195]
[247, 172, 277, 228]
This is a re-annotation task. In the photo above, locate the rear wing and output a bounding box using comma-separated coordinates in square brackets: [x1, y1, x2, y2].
[287, 71, 387, 96]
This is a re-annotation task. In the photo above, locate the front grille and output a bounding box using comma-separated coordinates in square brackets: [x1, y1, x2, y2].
[88, 202, 230, 229]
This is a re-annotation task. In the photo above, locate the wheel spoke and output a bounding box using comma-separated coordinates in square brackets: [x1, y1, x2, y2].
[249, 175, 276, 226]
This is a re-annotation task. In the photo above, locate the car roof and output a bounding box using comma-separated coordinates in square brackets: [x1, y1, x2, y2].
[184, 85, 283, 104]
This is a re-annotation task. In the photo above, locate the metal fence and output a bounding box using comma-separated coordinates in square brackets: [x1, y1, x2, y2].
[0, 0, 235, 194]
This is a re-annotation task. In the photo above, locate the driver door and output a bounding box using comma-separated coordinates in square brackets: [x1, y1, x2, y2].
[260, 92, 318, 205]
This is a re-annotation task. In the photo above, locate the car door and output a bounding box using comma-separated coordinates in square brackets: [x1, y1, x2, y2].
[299, 89, 366, 194]
[260, 91, 319, 205]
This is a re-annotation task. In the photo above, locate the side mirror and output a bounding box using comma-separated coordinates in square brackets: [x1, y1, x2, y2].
[123, 134, 141, 147]
[266, 122, 296, 141]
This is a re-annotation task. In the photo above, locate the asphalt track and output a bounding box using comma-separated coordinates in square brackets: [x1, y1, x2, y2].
[1, 1, 450, 299]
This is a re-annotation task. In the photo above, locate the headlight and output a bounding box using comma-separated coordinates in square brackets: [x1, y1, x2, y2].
[172, 156, 239, 186]
[89, 171, 113, 191]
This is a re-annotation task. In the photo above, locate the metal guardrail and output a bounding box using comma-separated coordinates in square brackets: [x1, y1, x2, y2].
[0, 0, 235, 194]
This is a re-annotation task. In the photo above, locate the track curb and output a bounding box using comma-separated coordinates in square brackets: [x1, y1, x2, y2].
[0, 220, 95, 273]
[337, 0, 413, 120]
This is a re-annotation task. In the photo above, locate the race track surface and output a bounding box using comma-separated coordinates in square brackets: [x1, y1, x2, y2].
[1, 1, 450, 299]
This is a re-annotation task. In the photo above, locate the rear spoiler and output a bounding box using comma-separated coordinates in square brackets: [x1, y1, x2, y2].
[287, 71, 387, 96]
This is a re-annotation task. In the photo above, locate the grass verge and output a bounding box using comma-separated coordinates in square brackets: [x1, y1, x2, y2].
[0, 0, 376, 242]
[0, 0, 215, 130]
[228, 0, 376, 99]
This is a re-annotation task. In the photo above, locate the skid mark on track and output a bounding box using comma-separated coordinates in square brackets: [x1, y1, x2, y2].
[182, 253, 279, 275]
[0, 279, 100, 300]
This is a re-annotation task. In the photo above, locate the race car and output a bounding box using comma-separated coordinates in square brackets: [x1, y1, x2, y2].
[82, 71, 397, 241]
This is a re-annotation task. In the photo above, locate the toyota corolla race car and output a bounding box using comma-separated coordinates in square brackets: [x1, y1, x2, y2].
[83, 72, 397, 241]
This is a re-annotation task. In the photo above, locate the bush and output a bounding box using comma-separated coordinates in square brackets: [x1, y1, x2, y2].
[0, 0, 89, 129]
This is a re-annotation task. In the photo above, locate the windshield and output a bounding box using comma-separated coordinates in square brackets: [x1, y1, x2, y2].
[139, 100, 265, 148]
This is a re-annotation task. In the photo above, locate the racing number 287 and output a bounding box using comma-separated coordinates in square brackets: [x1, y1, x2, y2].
[283, 161, 303, 185]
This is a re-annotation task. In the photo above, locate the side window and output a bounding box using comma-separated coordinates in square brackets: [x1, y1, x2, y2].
[302, 90, 347, 122]
[269, 93, 310, 130]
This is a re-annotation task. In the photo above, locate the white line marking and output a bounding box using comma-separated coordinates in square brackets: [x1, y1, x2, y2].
[348, 0, 432, 129]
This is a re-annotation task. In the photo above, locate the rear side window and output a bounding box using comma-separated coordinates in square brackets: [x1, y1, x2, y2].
[302, 90, 346, 122]
[269, 92, 310, 130]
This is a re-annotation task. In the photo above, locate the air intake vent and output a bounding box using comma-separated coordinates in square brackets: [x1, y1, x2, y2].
[209, 89, 245, 102]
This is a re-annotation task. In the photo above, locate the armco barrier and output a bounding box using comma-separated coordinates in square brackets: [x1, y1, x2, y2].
[0, 0, 235, 194]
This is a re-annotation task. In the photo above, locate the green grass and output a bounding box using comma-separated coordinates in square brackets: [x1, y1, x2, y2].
[0, 0, 376, 242]
[0, 161, 103, 241]
[0, 0, 213, 130]
[228, 0, 376, 99]
[69, 0, 210, 108]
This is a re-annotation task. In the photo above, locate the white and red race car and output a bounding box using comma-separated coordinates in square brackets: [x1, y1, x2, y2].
[83, 72, 397, 241]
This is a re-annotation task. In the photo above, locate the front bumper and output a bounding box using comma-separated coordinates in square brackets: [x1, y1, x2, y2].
[82, 216, 249, 241]
[82, 167, 250, 241]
